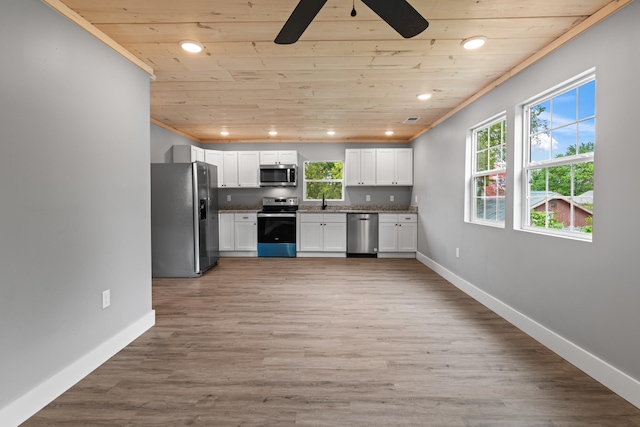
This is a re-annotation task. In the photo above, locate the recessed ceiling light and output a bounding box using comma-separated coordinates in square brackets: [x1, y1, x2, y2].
[385, 131, 394, 136]
[220, 131, 229, 136]
[417, 93, 432, 101]
[269, 131, 278, 136]
[180, 40, 204, 53]
[461, 36, 487, 50]
[327, 131, 336, 136]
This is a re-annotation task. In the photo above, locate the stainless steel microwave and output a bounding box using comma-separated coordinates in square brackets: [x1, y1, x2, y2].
[259, 164, 297, 187]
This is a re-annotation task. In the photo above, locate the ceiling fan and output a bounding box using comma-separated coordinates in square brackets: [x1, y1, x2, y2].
[275, 0, 429, 44]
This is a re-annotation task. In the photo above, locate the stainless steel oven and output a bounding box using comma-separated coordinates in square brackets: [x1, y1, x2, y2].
[257, 197, 298, 257]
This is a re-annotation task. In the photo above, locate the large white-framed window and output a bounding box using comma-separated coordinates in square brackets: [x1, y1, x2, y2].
[466, 113, 507, 227]
[520, 70, 595, 240]
[303, 161, 344, 201]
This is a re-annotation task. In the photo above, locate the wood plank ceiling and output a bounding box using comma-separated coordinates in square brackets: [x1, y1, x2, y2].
[58, 0, 619, 143]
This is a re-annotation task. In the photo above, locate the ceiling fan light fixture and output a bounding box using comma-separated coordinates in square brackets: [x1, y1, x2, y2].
[461, 36, 487, 50]
[180, 40, 204, 53]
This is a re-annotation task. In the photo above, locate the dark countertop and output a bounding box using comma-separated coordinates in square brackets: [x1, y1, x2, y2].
[219, 205, 418, 214]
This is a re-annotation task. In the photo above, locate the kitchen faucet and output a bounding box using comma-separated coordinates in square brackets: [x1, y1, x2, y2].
[322, 193, 327, 210]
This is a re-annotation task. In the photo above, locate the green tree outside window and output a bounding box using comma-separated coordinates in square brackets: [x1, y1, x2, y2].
[304, 161, 344, 201]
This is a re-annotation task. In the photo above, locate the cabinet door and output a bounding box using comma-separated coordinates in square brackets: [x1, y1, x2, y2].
[378, 222, 398, 252]
[277, 150, 298, 165]
[394, 148, 413, 185]
[299, 222, 323, 251]
[397, 222, 417, 252]
[360, 149, 377, 185]
[376, 148, 395, 185]
[222, 152, 238, 188]
[323, 222, 346, 252]
[345, 149, 362, 186]
[259, 151, 279, 165]
[237, 151, 260, 188]
[234, 220, 256, 251]
[219, 213, 235, 251]
[193, 146, 205, 162]
[205, 150, 224, 188]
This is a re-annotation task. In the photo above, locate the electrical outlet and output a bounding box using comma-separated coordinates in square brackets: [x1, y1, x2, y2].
[366, 195, 371, 202]
[102, 290, 110, 309]
[390, 195, 394, 202]
[456, 248, 460, 258]
[226, 195, 231, 202]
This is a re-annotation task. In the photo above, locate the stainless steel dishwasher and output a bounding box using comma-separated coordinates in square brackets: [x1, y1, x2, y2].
[347, 213, 378, 257]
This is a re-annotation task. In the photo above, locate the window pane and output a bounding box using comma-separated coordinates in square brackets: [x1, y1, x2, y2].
[489, 122, 503, 147]
[475, 197, 486, 220]
[304, 162, 343, 180]
[578, 118, 595, 154]
[475, 176, 488, 197]
[552, 123, 577, 157]
[530, 101, 550, 134]
[528, 168, 547, 193]
[477, 128, 489, 151]
[530, 132, 552, 162]
[551, 88, 577, 128]
[476, 150, 488, 172]
[578, 80, 596, 120]
[547, 164, 571, 196]
[574, 171, 593, 234]
[306, 181, 343, 200]
[489, 146, 505, 170]
[573, 161, 594, 197]
[474, 176, 487, 220]
[490, 171, 506, 196]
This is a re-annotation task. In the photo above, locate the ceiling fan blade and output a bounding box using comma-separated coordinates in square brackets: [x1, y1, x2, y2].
[361, 0, 429, 38]
[275, 0, 328, 44]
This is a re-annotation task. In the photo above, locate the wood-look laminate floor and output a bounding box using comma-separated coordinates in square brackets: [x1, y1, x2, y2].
[25, 258, 640, 426]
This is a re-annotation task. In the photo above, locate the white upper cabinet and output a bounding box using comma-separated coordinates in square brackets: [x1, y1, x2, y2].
[237, 151, 260, 188]
[222, 151, 239, 188]
[259, 150, 298, 166]
[345, 149, 376, 186]
[204, 150, 224, 187]
[376, 148, 413, 186]
[204, 150, 259, 188]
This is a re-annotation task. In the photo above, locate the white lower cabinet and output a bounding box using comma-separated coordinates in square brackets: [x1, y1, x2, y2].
[298, 213, 347, 257]
[219, 212, 257, 256]
[378, 213, 417, 258]
[234, 213, 257, 251]
[219, 213, 235, 251]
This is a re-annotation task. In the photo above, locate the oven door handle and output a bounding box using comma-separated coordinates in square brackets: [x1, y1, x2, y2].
[257, 213, 297, 218]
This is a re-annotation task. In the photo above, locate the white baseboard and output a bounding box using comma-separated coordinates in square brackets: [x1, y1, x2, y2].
[377, 252, 416, 259]
[416, 252, 640, 409]
[296, 252, 346, 258]
[0, 310, 156, 427]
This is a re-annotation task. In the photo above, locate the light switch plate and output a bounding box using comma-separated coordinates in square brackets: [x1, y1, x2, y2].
[102, 290, 110, 309]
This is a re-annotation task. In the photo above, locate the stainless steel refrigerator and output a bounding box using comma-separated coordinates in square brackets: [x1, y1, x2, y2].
[151, 162, 219, 277]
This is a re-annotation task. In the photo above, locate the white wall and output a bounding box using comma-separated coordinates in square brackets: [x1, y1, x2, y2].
[0, 0, 154, 423]
[411, 0, 640, 402]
